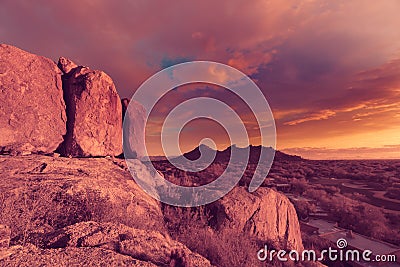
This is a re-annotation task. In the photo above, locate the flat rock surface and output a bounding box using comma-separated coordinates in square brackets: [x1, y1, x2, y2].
[0, 44, 66, 154]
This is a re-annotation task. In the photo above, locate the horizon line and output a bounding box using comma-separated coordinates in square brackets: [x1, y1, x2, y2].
[147, 143, 400, 161]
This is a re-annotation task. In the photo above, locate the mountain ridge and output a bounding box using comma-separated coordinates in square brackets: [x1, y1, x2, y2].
[152, 144, 303, 163]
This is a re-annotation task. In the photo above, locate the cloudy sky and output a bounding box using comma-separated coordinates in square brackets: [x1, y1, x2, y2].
[1, 0, 400, 159]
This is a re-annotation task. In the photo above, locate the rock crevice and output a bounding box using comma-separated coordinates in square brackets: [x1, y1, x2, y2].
[56, 58, 123, 157]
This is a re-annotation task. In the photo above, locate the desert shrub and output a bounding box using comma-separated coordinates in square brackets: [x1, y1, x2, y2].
[293, 201, 316, 218]
[0, 181, 110, 246]
[291, 178, 309, 195]
[162, 205, 271, 267]
[323, 185, 340, 195]
[180, 226, 263, 267]
[385, 187, 400, 200]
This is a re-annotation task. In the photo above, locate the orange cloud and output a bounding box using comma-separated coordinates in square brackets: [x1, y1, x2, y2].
[284, 110, 336, 125]
[2, 0, 400, 158]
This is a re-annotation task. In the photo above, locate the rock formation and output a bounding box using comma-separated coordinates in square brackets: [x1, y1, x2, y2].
[41, 221, 212, 266]
[0, 220, 214, 267]
[0, 155, 165, 239]
[0, 44, 305, 266]
[57, 57, 122, 157]
[0, 155, 211, 266]
[122, 98, 147, 159]
[0, 44, 66, 154]
[208, 186, 303, 251]
[0, 244, 156, 267]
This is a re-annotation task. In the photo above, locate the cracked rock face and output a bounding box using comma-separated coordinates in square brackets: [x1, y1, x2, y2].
[57, 58, 122, 157]
[208, 186, 304, 251]
[0, 44, 67, 154]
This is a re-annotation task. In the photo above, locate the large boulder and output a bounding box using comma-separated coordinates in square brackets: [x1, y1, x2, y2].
[208, 186, 303, 251]
[0, 155, 165, 242]
[122, 98, 146, 159]
[57, 57, 122, 157]
[0, 44, 66, 154]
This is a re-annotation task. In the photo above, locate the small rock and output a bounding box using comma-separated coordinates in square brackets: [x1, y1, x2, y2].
[57, 57, 78, 74]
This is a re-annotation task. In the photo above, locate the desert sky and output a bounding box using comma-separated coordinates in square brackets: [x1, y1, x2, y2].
[1, 0, 399, 159]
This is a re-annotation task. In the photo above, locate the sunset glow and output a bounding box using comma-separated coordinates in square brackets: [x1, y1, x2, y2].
[2, 0, 399, 159]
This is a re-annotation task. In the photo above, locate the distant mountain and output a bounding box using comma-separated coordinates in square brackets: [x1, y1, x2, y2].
[274, 149, 303, 161]
[182, 144, 217, 161]
[174, 144, 303, 164]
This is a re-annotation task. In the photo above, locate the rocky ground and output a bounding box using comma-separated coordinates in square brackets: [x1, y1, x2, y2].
[0, 154, 303, 266]
[0, 44, 303, 266]
[0, 155, 212, 266]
